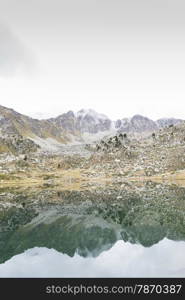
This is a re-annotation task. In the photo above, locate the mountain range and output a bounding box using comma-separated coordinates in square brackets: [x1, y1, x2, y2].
[0, 104, 184, 152]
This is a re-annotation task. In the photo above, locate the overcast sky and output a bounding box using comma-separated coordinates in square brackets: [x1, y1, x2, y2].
[0, 0, 185, 120]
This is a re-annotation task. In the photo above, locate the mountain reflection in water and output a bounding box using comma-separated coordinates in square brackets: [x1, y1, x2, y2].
[0, 239, 185, 277]
[0, 181, 185, 277]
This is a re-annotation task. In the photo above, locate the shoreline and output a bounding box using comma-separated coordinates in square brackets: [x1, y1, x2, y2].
[1, 168, 185, 189]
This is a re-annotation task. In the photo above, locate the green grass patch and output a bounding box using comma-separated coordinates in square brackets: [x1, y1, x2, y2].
[0, 173, 21, 181]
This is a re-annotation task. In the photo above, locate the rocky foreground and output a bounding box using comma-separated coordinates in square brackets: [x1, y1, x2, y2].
[1, 121, 185, 189]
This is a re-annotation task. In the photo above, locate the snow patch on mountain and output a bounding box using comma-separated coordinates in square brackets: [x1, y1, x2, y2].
[76, 109, 108, 124]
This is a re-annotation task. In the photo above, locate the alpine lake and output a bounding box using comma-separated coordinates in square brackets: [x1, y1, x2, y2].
[0, 179, 185, 277]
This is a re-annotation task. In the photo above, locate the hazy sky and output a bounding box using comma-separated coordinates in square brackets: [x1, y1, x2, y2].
[0, 0, 185, 120]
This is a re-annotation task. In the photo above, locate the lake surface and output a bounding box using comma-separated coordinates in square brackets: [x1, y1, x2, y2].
[0, 181, 185, 277]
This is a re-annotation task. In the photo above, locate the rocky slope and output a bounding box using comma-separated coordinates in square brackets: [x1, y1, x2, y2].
[0, 134, 39, 155]
[1, 121, 185, 189]
[89, 121, 185, 178]
[0, 105, 71, 145]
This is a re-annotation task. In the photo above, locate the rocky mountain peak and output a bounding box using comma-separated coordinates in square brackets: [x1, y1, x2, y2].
[131, 114, 148, 120]
[76, 109, 109, 120]
[73, 109, 112, 134]
[65, 110, 75, 118]
[156, 118, 183, 128]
